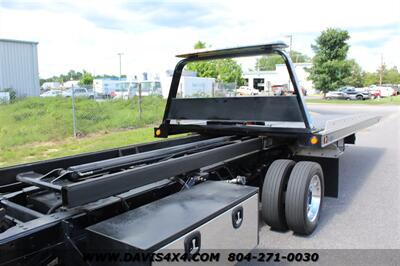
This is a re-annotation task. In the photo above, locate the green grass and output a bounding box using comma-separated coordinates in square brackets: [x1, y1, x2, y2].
[0, 127, 166, 167]
[306, 95, 400, 105]
[0, 96, 167, 167]
[0, 96, 166, 149]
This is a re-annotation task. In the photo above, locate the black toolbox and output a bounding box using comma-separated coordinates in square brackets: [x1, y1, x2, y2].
[86, 181, 258, 265]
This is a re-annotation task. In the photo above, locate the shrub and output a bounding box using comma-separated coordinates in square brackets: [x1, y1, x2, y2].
[0, 88, 17, 102]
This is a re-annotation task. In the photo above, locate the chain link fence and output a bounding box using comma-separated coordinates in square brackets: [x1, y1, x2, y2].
[69, 90, 164, 138]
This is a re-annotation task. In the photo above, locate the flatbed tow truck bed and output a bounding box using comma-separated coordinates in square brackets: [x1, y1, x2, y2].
[0, 43, 380, 265]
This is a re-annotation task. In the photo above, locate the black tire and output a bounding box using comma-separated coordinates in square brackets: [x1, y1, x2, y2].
[356, 95, 363, 100]
[285, 161, 324, 235]
[262, 159, 296, 230]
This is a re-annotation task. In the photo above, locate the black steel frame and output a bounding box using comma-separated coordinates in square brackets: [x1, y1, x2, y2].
[0, 134, 207, 192]
[155, 42, 314, 138]
[0, 135, 268, 265]
[16, 137, 262, 208]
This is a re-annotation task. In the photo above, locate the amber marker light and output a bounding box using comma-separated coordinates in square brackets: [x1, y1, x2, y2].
[310, 136, 318, 145]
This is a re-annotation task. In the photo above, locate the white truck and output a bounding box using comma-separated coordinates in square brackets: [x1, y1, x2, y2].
[93, 78, 125, 98]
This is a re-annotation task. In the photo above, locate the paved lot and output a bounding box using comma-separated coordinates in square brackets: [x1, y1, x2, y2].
[258, 104, 400, 249]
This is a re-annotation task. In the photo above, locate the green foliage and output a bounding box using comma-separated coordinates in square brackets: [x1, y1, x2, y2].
[0, 88, 17, 102]
[290, 51, 311, 63]
[255, 51, 310, 71]
[194, 41, 207, 49]
[94, 74, 123, 79]
[79, 70, 94, 86]
[216, 59, 244, 85]
[362, 65, 400, 86]
[255, 55, 283, 71]
[308, 28, 352, 94]
[383, 66, 400, 84]
[41, 70, 95, 84]
[187, 59, 244, 85]
[343, 60, 363, 87]
[186, 41, 244, 85]
[362, 72, 379, 86]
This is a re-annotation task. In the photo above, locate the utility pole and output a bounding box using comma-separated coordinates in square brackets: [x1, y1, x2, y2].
[117, 53, 123, 80]
[285, 34, 293, 57]
[71, 77, 77, 138]
[138, 83, 142, 120]
[379, 54, 384, 86]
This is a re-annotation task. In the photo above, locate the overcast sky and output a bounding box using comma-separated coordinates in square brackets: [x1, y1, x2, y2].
[0, 0, 399, 79]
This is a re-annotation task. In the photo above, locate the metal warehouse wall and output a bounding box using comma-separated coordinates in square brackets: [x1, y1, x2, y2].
[0, 39, 40, 97]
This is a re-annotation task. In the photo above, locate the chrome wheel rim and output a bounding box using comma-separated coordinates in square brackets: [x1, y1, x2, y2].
[307, 175, 321, 222]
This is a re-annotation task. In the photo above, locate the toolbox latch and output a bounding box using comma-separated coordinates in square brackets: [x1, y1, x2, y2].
[184, 231, 201, 257]
[232, 206, 244, 229]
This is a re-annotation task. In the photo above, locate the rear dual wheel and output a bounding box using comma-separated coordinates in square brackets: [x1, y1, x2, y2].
[261, 160, 295, 230]
[262, 160, 324, 235]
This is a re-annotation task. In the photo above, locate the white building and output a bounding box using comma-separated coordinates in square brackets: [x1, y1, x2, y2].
[176, 76, 215, 98]
[243, 63, 314, 94]
[160, 70, 215, 98]
[0, 39, 40, 97]
[42, 81, 61, 90]
[63, 80, 80, 89]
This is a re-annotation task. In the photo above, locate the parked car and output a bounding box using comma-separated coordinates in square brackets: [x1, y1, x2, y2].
[325, 91, 350, 100]
[340, 87, 370, 100]
[62, 88, 94, 99]
[40, 90, 62, 97]
[272, 85, 287, 96]
[338, 86, 355, 92]
[236, 86, 260, 96]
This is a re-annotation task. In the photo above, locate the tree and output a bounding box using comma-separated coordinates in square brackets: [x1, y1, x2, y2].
[186, 42, 244, 85]
[79, 70, 94, 86]
[94, 74, 120, 79]
[343, 60, 363, 87]
[362, 65, 400, 86]
[383, 66, 400, 84]
[308, 28, 352, 95]
[40, 70, 127, 86]
[290, 51, 311, 63]
[255, 55, 283, 71]
[193, 40, 207, 49]
[255, 51, 310, 71]
[362, 72, 379, 86]
[215, 59, 243, 84]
